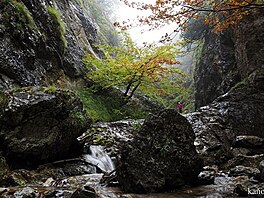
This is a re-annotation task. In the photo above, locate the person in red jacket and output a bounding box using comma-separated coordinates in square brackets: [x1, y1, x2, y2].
[177, 101, 183, 113]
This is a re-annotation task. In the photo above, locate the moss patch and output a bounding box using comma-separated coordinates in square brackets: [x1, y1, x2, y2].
[1, 0, 38, 33]
[47, 6, 67, 50]
[76, 88, 149, 122]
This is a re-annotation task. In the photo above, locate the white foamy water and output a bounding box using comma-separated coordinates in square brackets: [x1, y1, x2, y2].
[83, 145, 115, 173]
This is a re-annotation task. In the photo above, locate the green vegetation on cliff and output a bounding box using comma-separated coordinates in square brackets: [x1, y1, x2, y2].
[77, 88, 148, 122]
[1, 0, 38, 33]
[47, 6, 67, 50]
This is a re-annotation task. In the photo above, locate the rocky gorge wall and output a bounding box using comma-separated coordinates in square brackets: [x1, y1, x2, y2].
[195, 11, 264, 109]
[190, 11, 264, 165]
[0, 0, 118, 168]
[0, 0, 117, 89]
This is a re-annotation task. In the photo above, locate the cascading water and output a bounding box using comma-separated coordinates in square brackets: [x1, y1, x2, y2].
[82, 145, 115, 173]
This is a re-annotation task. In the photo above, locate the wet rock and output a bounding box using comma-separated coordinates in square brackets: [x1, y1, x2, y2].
[231, 148, 251, 157]
[71, 185, 98, 198]
[233, 136, 264, 149]
[30, 159, 98, 185]
[229, 165, 260, 178]
[0, 87, 91, 168]
[79, 119, 144, 156]
[231, 136, 264, 156]
[43, 178, 56, 187]
[117, 109, 203, 193]
[223, 155, 264, 170]
[13, 187, 38, 198]
[186, 109, 234, 165]
[187, 69, 264, 166]
[198, 171, 215, 185]
[258, 160, 264, 181]
[194, 29, 238, 109]
[61, 161, 96, 176]
[0, 170, 34, 187]
[0, 187, 8, 195]
[198, 166, 218, 185]
[44, 190, 72, 198]
[195, 12, 264, 109]
[233, 176, 250, 197]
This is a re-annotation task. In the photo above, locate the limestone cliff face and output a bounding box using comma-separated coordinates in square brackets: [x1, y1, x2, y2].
[234, 12, 264, 79]
[0, 0, 117, 89]
[194, 12, 264, 109]
[190, 11, 264, 165]
[194, 30, 239, 109]
[188, 70, 264, 165]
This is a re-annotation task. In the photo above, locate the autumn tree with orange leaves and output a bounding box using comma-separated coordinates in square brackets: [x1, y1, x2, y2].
[116, 0, 264, 38]
[83, 33, 186, 99]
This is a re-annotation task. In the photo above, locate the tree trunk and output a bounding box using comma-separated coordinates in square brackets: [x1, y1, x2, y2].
[124, 82, 133, 97]
[128, 82, 141, 98]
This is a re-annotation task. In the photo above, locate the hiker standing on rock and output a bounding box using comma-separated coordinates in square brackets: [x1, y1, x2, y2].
[177, 101, 183, 113]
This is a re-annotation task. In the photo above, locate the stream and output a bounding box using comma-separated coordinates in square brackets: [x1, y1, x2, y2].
[1, 145, 237, 197]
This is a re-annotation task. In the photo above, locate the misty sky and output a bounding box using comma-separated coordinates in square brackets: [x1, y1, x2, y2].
[116, 0, 178, 45]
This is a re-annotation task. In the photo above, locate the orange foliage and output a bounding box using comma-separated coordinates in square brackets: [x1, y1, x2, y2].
[117, 0, 264, 32]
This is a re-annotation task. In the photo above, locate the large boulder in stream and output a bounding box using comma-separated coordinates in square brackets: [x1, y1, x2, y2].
[0, 87, 91, 168]
[116, 109, 203, 193]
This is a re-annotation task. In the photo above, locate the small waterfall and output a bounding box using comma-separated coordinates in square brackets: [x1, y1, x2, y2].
[82, 145, 115, 173]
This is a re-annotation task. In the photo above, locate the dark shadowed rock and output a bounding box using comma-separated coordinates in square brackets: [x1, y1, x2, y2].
[194, 30, 239, 109]
[233, 136, 264, 149]
[258, 160, 264, 181]
[44, 190, 72, 198]
[71, 185, 98, 198]
[223, 155, 264, 171]
[116, 109, 203, 193]
[234, 179, 264, 197]
[0, 87, 91, 168]
[198, 166, 218, 185]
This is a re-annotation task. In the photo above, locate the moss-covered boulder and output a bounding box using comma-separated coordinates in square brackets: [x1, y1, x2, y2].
[0, 87, 91, 168]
